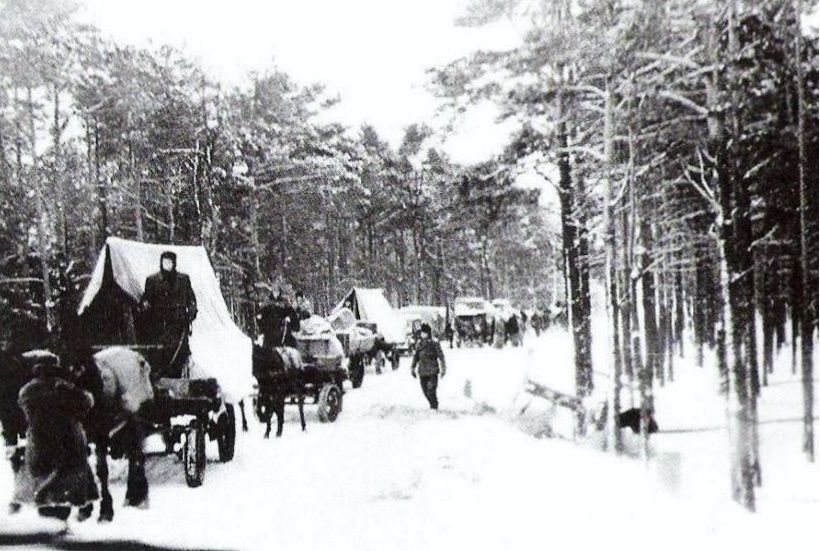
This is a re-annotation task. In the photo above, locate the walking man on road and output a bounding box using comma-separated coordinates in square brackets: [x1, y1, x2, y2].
[410, 323, 447, 410]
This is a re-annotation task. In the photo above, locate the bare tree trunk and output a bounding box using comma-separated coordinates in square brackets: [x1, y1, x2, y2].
[281, 211, 288, 275]
[249, 176, 261, 280]
[674, 256, 686, 359]
[621, 145, 635, 386]
[557, 112, 591, 401]
[434, 236, 444, 306]
[412, 227, 421, 304]
[131, 123, 143, 242]
[166, 173, 175, 243]
[51, 83, 67, 257]
[711, 3, 755, 507]
[192, 140, 203, 244]
[795, 0, 815, 462]
[603, 78, 622, 453]
[29, 86, 54, 332]
[326, 207, 336, 302]
[202, 144, 218, 251]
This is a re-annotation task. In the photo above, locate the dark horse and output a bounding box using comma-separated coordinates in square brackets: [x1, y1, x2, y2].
[1, 347, 154, 522]
[251, 344, 305, 438]
[589, 401, 659, 435]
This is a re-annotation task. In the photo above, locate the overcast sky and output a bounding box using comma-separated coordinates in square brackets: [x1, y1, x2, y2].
[78, 0, 523, 164]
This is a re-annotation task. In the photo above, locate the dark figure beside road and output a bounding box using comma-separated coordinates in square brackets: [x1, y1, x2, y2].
[410, 323, 447, 410]
[139, 251, 197, 379]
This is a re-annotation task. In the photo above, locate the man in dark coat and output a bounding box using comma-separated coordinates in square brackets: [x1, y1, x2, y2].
[140, 251, 198, 379]
[410, 323, 447, 410]
[258, 291, 300, 348]
[13, 352, 99, 522]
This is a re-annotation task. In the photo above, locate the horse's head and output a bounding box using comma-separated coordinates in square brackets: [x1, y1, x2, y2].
[93, 347, 154, 416]
[251, 343, 285, 380]
[65, 347, 104, 401]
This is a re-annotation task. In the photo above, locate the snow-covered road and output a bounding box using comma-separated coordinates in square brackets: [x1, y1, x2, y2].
[1, 331, 818, 550]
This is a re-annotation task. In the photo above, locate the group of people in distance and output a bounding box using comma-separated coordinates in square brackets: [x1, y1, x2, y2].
[256, 288, 446, 412]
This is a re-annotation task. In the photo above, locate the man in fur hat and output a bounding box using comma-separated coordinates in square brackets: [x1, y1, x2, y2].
[140, 251, 198, 379]
[258, 289, 300, 348]
[410, 323, 447, 410]
[13, 351, 98, 524]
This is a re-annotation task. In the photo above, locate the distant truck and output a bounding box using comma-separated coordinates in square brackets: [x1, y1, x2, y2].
[453, 296, 493, 347]
[397, 305, 447, 355]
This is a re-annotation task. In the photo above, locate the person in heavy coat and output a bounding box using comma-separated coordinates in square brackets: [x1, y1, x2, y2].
[258, 291, 300, 348]
[140, 251, 198, 379]
[410, 323, 447, 410]
[13, 353, 99, 522]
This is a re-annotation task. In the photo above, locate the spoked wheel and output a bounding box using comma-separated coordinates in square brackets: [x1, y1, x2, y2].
[217, 404, 236, 463]
[317, 384, 342, 423]
[184, 419, 206, 487]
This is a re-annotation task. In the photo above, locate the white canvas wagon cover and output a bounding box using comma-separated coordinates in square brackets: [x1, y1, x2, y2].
[77, 237, 254, 402]
[331, 287, 405, 344]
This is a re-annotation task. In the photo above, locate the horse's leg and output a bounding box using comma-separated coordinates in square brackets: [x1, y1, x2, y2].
[275, 389, 285, 438]
[259, 395, 272, 439]
[238, 399, 249, 432]
[124, 422, 149, 508]
[95, 439, 114, 522]
[264, 405, 272, 439]
[298, 384, 306, 432]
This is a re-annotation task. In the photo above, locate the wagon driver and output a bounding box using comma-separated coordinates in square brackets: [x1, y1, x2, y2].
[139, 251, 198, 379]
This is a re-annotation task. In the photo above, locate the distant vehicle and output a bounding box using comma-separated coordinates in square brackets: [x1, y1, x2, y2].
[326, 307, 380, 389]
[453, 296, 493, 347]
[491, 298, 517, 322]
[397, 305, 447, 354]
[491, 298, 512, 310]
[331, 288, 404, 376]
[396, 312, 423, 356]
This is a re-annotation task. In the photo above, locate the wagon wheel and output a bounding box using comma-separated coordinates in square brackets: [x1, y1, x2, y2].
[183, 419, 206, 487]
[217, 404, 236, 463]
[317, 384, 342, 423]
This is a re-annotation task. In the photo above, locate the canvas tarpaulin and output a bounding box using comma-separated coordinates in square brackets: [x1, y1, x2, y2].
[77, 237, 254, 403]
[331, 288, 405, 344]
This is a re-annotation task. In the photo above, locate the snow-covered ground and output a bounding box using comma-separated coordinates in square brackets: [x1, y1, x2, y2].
[1, 328, 818, 550]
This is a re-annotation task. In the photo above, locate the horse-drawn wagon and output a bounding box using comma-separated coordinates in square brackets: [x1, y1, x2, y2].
[291, 316, 346, 422]
[327, 303, 395, 388]
[330, 288, 405, 386]
[250, 315, 347, 437]
[77, 237, 254, 487]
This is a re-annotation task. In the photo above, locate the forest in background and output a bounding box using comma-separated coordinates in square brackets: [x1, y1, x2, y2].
[0, 0, 556, 346]
[430, 0, 818, 511]
[0, 0, 818, 512]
